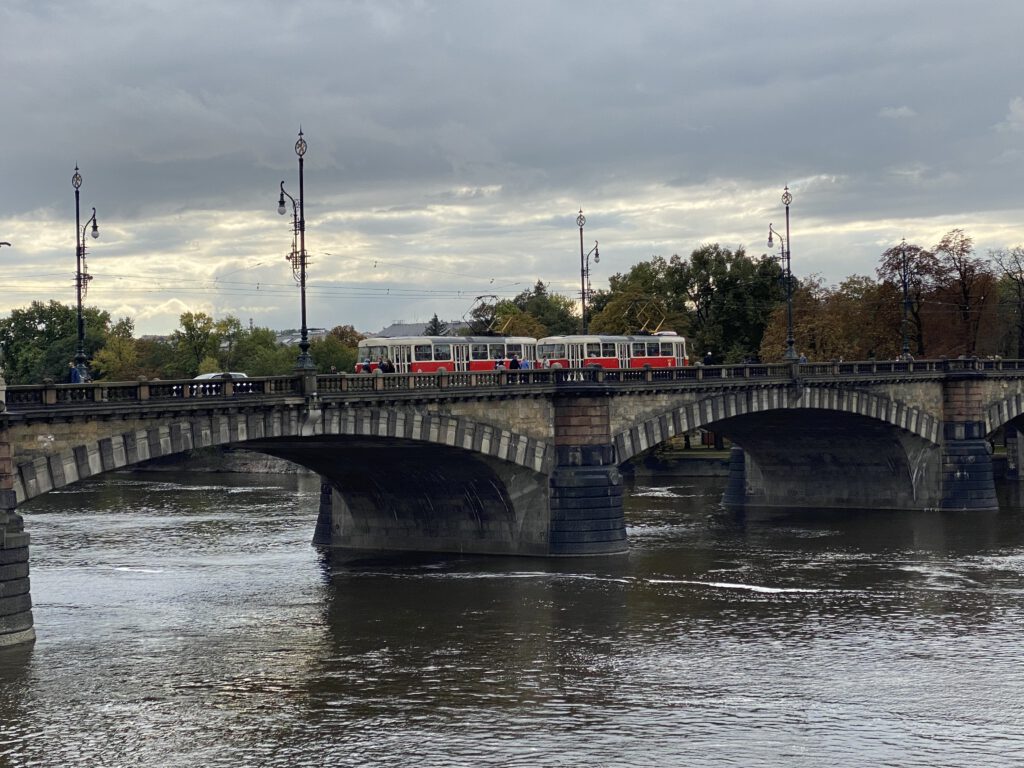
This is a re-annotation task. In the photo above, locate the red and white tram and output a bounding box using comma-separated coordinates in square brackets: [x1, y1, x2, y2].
[536, 332, 688, 369]
[355, 336, 538, 374]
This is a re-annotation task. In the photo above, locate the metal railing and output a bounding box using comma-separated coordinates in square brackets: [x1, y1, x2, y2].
[4, 358, 1022, 413]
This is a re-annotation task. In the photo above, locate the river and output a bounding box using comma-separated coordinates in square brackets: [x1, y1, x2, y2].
[1, 469, 1023, 767]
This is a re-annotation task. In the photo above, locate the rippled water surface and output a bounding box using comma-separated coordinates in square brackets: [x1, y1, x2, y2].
[2, 471, 1024, 767]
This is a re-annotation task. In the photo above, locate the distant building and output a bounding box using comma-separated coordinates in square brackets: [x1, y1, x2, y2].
[373, 321, 467, 337]
[276, 328, 329, 346]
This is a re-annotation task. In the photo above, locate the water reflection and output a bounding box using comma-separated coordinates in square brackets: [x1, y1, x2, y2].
[0, 471, 1021, 767]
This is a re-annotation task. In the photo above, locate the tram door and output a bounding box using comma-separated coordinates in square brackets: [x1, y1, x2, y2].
[567, 341, 586, 369]
[616, 341, 630, 369]
[391, 345, 412, 373]
[454, 343, 470, 371]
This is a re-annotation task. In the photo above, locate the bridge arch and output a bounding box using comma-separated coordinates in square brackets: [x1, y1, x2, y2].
[983, 393, 1024, 436]
[14, 404, 554, 504]
[613, 384, 942, 463]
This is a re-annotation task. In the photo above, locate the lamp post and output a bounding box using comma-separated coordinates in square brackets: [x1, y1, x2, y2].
[576, 209, 599, 334]
[278, 129, 313, 370]
[72, 165, 99, 382]
[900, 238, 911, 361]
[767, 185, 796, 361]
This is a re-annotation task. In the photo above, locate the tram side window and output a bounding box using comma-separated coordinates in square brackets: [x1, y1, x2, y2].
[539, 343, 565, 358]
[646, 342, 661, 355]
[632, 342, 647, 356]
[414, 345, 433, 362]
[660, 342, 674, 355]
[507, 344, 523, 357]
[434, 344, 452, 361]
[489, 343, 505, 359]
[602, 343, 617, 357]
[471, 344, 489, 360]
[586, 343, 601, 357]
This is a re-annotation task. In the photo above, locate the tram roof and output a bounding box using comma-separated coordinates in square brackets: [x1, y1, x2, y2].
[359, 336, 538, 344]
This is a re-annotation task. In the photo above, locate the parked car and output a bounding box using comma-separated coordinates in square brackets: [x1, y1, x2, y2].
[193, 372, 248, 380]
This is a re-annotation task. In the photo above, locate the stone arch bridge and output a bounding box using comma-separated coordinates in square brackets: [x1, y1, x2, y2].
[3, 358, 1024, 646]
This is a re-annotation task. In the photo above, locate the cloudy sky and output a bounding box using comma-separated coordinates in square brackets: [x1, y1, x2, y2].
[3, 0, 1024, 337]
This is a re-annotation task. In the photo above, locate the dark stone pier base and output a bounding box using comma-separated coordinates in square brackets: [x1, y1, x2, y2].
[0, 491, 34, 648]
[548, 465, 627, 555]
[312, 480, 333, 547]
[940, 422, 997, 510]
[721, 445, 748, 508]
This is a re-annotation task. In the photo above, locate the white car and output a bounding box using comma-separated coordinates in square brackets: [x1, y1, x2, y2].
[193, 372, 249, 380]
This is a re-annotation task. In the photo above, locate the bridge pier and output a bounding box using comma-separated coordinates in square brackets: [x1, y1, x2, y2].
[549, 389, 627, 555]
[939, 374, 998, 510]
[1005, 425, 1020, 480]
[0, 427, 33, 647]
[939, 421, 997, 510]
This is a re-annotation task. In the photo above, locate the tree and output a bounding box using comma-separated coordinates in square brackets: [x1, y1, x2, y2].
[492, 303, 548, 337]
[172, 311, 218, 374]
[423, 314, 449, 336]
[134, 336, 179, 379]
[590, 256, 688, 335]
[511, 281, 578, 336]
[329, 324, 365, 347]
[991, 247, 1024, 358]
[214, 315, 245, 370]
[0, 300, 111, 384]
[310, 334, 358, 373]
[229, 326, 281, 374]
[877, 242, 941, 357]
[932, 229, 993, 355]
[679, 245, 785, 362]
[92, 335, 140, 380]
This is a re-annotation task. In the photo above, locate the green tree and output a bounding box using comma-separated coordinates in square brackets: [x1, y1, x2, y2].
[590, 256, 687, 334]
[423, 314, 449, 336]
[92, 335, 140, 380]
[214, 315, 245, 370]
[172, 311, 218, 375]
[134, 336, 180, 379]
[492, 302, 548, 337]
[91, 316, 140, 381]
[0, 300, 111, 384]
[511, 281, 577, 336]
[230, 327, 281, 373]
[244, 343, 297, 376]
[310, 334, 358, 373]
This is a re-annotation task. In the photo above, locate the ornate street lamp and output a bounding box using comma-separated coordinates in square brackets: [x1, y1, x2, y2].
[278, 129, 314, 370]
[767, 185, 796, 361]
[577, 209, 599, 334]
[72, 165, 99, 382]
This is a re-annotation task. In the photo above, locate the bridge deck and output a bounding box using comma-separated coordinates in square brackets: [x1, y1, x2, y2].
[3, 358, 1019, 415]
